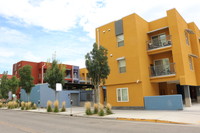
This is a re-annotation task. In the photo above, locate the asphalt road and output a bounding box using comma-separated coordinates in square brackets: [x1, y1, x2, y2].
[0, 109, 200, 133]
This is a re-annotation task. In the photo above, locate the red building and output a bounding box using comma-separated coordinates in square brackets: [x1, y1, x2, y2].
[0, 74, 13, 79]
[13, 61, 80, 98]
[13, 60, 79, 84]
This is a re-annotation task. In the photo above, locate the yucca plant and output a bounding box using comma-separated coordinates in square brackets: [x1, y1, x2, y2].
[93, 103, 99, 114]
[21, 101, 25, 110]
[25, 102, 32, 110]
[61, 101, 66, 112]
[32, 103, 37, 110]
[106, 103, 113, 115]
[98, 103, 105, 116]
[53, 100, 59, 113]
[85, 102, 92, 115]
[47, 100, 52, 112]
[0, 102, 3, 108]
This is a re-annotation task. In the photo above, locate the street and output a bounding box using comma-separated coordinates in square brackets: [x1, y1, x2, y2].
[0, 109, 200, 133]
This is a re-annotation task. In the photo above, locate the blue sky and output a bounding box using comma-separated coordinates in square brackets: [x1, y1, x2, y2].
[0, 0, 200, 74]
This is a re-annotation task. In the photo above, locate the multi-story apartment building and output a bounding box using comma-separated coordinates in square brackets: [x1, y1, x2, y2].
[79, 68, 91, 84]
[96, 8, 200, 108]
[13, 61, 80, 84]
[13, 61, 80, 98]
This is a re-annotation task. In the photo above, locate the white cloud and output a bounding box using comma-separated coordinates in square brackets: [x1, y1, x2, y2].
[0, 0, 199, 39]
[0, 26, 30, 44]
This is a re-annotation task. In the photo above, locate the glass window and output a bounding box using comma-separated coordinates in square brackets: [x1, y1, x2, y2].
[117, 34, 124, 47]
[151, 34, 167, 47]
[189, 57, 193, 70]
[118, 59, 126, 73]
[185, 31, 190, 45]
[117, 88, 128, 102]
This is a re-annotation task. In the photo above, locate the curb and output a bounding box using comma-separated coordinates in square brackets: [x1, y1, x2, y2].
[0, 108, 191, 124]
[116, 118, 189, 124]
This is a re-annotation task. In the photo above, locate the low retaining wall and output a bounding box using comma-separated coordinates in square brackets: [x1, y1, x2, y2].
[144, 95, 183, 110]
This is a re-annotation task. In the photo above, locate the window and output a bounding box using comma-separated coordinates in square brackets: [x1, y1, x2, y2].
[151, 34, 167, 47]
[118, 59, 126, 73]
[117, 34, 124, 47]
[189, 57, 193, 70]
[154, 58, 170, 75]
[117, 88, 129, 102]
[185, 31, 190, 45]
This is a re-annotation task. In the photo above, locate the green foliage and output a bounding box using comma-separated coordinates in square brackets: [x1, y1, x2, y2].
[98, 104, 105, 116]
[8, 76, 19, 94]
[53, 100, 59, 113]
[85, 43, 110, 103]
[44, 59, 66, 100]
[44, 60, 66, 90]
[47, 100, 52, 112]
[106, 103, 113, 115]
[0, 71, 9, 99]
[19, 65, 35, 101]
[61, 101, 66, 112]
[85, 102, 92, 115]
[93, 103, 99, 114]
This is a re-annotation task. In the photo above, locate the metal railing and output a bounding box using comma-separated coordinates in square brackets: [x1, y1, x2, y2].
[147, 35, 172, 50]
[149, 63, 175, 77]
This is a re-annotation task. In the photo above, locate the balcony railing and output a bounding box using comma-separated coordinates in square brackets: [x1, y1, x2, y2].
[147, 35, 172, 50]
[149, 63, 175, 77]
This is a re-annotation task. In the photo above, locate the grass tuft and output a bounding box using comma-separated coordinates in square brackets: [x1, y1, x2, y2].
[85, 102, 92, 115]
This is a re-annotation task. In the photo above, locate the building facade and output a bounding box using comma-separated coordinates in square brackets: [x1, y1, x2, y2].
[96, 8, 200, 108]
[13, 60, 80, 85]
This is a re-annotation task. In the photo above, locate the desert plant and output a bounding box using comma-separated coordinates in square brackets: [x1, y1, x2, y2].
[32, 103, 37, 110]
[0, 102, 2, 108]
[13, 101, 18, 108]
[53, 100, 59, 113]
[21, 101, 25, 110]
[47, 100, 52, 112]
[7, 101, 15, 109]
[25, 102, 32, 110]
[106, 103, 113, 115]
[61, 101, 66, 112]
[85, 102, 92, 115]
[93, 103, 98, 114]
[98, 103, 105, 116]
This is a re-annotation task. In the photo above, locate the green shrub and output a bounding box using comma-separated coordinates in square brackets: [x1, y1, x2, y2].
[98, 104, 104, 116]
[61, 101, 66, 112]
[106, 103, 113, 115]
[47, 100, 52, 112]
[93, 103, 98, 114]
[53, 100, 59, 113]
[0, 102, 3, 108]
[32, 103, 37, 110]
[21, 101, 25, 110]
[85, 102, 92, 115]
[25, 102, 32, 110]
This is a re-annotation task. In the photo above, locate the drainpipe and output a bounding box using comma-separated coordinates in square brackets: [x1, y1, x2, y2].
[97, 28, 100, 49]
[41, 63, 46, 84]
[72, 66, 74, 83]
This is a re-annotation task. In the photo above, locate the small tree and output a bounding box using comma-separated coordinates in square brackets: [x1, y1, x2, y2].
[8, 76, 19, 94]
[19, 65, 35, 102]
[0, 71, 9, 99]
[44, 59, 66, 100]
[85, 43, 110, 103]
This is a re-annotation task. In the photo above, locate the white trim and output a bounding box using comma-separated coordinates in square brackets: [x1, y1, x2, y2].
[116, 88, 129, 102]
[116, 57, 125, 61]
[147, 26, 169, 34]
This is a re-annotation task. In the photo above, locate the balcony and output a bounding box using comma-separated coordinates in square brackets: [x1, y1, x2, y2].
[149, 63, 175, 77]
[147, 35, 172, 51]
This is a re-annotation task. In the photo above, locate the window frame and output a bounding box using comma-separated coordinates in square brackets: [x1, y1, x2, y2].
[189, 57, 194, 70]
[117, 34, 124, 47]
[116, 88, 129, 102]
[151, 33, 167, 47]
[185, 31, 190, 45]
[118, 59, 126, 73]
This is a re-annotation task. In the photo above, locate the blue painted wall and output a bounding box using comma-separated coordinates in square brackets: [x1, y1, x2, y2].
[20, 84, 81, 108]
[144, 95, 183, 110]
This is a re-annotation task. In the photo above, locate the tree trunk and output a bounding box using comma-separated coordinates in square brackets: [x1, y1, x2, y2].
[94, 84, 100, 104]
[27, 93, 30, 102]
[55, 91, 58, 101]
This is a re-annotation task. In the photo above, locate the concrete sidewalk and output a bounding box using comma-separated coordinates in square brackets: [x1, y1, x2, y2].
[2, 104, 200, 125]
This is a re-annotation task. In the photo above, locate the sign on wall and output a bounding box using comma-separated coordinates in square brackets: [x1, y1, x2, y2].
[56, 83, 62, 91]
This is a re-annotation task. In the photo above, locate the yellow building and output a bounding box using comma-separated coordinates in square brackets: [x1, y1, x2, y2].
[79, 68, 91, 84]
[95, 8, 200, 109]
